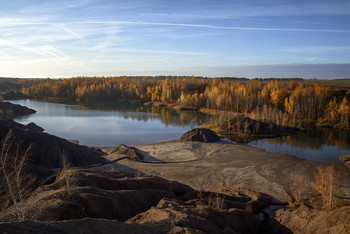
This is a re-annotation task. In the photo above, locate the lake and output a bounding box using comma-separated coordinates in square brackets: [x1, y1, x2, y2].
[9, 99, 210, 146]
[7, 100, 350, 162]
[248, 127, 350, 162]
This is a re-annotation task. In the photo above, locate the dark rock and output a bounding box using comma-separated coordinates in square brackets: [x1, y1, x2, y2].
[0, 118, 106, 168]
[128, 198, 260, 234]
[0, 102, 36, 118]
[180, 128, 220, 142]
[0, 218, 151, 234]
[113, 144, 144, 162]
[26, 122, 44, 132]
[0, 169, 194, 222]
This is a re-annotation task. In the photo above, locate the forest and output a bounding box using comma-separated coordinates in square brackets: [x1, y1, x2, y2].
[7, 76, 350, 130]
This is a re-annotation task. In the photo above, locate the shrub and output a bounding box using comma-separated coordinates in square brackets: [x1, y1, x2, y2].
[0, 130, 36, 221]
[339, 155, 350, 162]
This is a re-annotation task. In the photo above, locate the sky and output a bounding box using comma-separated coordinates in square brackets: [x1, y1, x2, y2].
[0, 0, 349, 79]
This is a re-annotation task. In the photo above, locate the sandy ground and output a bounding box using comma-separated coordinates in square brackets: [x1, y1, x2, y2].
[95, 139, 350, 203]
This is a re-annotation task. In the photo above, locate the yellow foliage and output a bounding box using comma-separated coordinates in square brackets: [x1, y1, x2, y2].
[285, 96, 294, 114]
[315, 165, 338, 209]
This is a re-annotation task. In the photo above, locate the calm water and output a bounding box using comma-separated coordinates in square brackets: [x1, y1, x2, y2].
[7, 100, 350, 162]
[248, 127, 350, 162]
[9, 99, 210, 146]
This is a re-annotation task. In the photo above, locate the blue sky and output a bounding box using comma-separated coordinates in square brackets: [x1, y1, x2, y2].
[0, 0, 349, 78]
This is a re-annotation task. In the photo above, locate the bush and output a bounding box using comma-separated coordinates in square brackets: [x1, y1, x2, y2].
[0, 130, 36, 221]
[339, 155, 350, 162]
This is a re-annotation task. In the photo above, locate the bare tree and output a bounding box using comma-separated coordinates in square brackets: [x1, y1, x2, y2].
[0, 129, 36, 221]
[56, 152, 77, 195]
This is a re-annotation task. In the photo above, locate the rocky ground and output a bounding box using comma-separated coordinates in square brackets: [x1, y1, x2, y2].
[99, 139, 350, 204]
[0, 124, 349, 233]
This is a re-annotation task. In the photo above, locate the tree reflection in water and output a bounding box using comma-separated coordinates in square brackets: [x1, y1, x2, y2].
[267, 127, 350, 151]
[80, 101, 211, 128]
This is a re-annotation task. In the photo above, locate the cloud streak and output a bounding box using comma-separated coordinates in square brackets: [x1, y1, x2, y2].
[58, 24, 85, 42]
[283, 46, 350, 53]
[2, 20, 349, 33]
[22, 46, 68, 60]
[113, 48, 211, 56]
[0, 51, 15, 60]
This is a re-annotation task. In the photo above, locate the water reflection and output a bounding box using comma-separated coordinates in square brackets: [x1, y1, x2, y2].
[267, 127, 350, 151]
[7, 99, 350, 161]
[9, 99, 211, 146]
[79, 101, 210, 128]
[249, 127, 350, 162]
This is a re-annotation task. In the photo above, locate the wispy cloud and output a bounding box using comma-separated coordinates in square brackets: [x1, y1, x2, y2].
[2, 20, 349, 33]
[58, 24, 85, 42]
[1, 1, 349, 78]
[304, 57, 329, 62]
[283, 46, 350, 53]
[0, 51, 15, 60]
[22, 46, 69, 60]
[140, 2, 350, 19]
[113, 48, 211, 56]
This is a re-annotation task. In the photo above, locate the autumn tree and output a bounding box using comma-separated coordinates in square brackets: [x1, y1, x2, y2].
[20, 76, 349, 129]
[315, 165, 338, 209]
[338, 97, 350, 128]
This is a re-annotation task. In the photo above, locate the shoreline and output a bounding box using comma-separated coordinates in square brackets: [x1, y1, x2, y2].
[9, 97, 350, 131]
[4, 99, 349, 162]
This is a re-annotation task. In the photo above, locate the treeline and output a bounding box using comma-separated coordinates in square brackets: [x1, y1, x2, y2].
[0, 78, 45, 94]
[21, 76, 350, 129]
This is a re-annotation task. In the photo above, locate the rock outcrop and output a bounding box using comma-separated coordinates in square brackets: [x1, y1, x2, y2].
[26, 122, 44, 132]
[0, 169, 194, 222]
[0, 169, 261, 233]
[0, 118, 105, 168]
[180, 128, 220, 142]
[270, 206, 350, 234]
[128, 198, 260, 234]
[112, 144, 144, 162]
